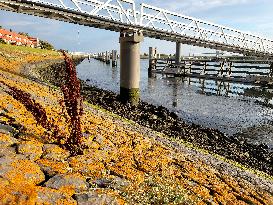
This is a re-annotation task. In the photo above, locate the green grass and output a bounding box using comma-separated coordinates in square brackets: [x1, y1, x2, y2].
[0, 43, 60, 56]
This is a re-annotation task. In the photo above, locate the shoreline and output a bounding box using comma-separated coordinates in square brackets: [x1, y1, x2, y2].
[81, 82, 273, 176]
[36, 58, 273, 176]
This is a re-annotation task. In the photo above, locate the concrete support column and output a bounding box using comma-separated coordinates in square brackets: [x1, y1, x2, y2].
[149, 47, 157, 74]
[175, 42, 181, 65]
[119, 32, 144, 105]
[112, 50, 117, 67]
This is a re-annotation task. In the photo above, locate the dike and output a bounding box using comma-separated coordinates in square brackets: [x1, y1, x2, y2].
[37, 58, 273, 176]
[1, 48, 273, 204]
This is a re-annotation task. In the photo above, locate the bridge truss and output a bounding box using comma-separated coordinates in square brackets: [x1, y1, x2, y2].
[0, 0, 273, 57]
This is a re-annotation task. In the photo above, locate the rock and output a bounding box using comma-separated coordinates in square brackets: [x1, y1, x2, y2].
[92, 178, 112, 188]
[110, 177, 130, 191]
[74, 190, 120, 205]
[0, 132, 17, 147]
[91, 177, 130, 191]
[83, 138, 100, 151]
[93, 135, 105, 144]
[0, 155, 45, 185]
[45, 173, 88, 194]
[42, 144, 70, 161]
[68, 154, 106, 178]
[0, 146, 17, 157]
[36, 159, 70, 177]
[0, 180, 38, 204]
[17, 140, 43, 161]
[0, 124, 15, 135]
[36, 187, 77, 205]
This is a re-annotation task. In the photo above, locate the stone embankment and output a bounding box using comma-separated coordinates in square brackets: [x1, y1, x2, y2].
[1, 44, 273, 204]
[80, 83, 273, 176]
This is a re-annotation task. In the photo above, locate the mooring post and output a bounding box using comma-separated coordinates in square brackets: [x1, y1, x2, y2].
[270, 63, 273, 77]
[175, 42, 181, 65]
[119, 32, 144, 105]
[149, 47, 156, 75]
[106, 51, 111, 64]
[103, 52, 106, 63]
[112, 50, 117, 67]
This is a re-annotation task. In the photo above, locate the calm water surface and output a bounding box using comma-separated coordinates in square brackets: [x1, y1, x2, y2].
[77, 59, 273, 147]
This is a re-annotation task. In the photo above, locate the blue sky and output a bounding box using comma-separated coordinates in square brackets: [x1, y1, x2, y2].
[0, 0, 272, 55]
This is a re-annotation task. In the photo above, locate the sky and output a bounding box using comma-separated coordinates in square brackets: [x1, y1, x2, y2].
[0, 0, 272, 55]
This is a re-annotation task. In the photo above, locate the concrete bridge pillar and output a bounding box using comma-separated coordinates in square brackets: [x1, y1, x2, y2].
[112, 50, 117, 67]
[119, 32, 144, 105]
[175, 42, 182, 65]
[149, 47, 157, 75]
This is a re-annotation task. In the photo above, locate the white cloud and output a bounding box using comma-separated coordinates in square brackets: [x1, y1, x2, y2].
[138, 0, 251, 14]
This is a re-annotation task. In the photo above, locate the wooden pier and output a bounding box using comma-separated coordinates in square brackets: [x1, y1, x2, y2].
[151, 56, 273, 85]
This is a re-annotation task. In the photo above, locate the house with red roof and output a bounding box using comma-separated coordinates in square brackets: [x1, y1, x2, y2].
[0, 29, 40, 48]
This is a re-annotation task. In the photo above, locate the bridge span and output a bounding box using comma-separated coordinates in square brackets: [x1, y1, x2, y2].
[1, 0, 273, 104]
[1, 0, 273, 57]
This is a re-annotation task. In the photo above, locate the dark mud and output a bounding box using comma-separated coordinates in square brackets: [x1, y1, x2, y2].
[81, 82, 273, 176]
[22, 57, 85, 86]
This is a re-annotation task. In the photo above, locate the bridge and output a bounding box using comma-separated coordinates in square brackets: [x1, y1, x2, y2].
[1, 0, 273, 104]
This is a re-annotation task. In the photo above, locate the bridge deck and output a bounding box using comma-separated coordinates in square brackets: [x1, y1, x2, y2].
[0, 0, 273, 58]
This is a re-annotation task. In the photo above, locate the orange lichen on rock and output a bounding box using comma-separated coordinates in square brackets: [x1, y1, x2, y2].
[36, 159, 70, 176]
[0, 179, 38, 205]
[0, 156, 45, 185]
[17, 140, 44, 161]
[0, 132, 17, 147]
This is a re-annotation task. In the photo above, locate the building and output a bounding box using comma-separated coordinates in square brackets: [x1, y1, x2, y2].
[28, 36, 40, 48]
[0, 29, 39, 47]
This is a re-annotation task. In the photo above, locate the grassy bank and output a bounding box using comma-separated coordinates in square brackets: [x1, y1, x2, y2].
[0, 44, 273, 204]
[0, 44, 62, 73]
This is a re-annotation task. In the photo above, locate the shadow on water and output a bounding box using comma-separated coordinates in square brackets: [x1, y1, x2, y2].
[77, 58, 273, 148]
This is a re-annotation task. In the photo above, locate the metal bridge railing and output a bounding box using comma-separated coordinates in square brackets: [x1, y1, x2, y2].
[140, 3, 273, 55]
[1, 0, 273, 55]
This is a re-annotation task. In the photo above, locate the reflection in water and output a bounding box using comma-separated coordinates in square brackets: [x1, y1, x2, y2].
[77, 58, 273, 146]
[111, 66, 118, 81]
[147, 75, 156, 95]
[172, 79, 178, 108]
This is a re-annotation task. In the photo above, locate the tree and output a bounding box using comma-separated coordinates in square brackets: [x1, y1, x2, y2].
[0, 39, 6, 44]
[18, 32, 29, 37]
[40, 40, 54, 50]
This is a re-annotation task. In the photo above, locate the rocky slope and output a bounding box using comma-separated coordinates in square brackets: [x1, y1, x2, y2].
[0, 44, 273, 204]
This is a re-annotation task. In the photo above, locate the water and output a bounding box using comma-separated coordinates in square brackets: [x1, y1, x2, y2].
[77, 58, 273, 147]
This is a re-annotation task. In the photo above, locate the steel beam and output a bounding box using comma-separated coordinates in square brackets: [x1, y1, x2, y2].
[0, 0, 272, 58]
